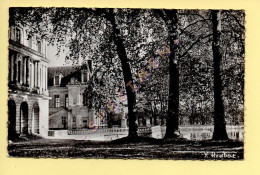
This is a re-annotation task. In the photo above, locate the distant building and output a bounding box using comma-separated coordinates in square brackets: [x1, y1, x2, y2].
[8, 24, 50, 139]
[48, 61, 107, 130]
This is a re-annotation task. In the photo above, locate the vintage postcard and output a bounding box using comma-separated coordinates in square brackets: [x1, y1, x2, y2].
[6, 7, 244, 160]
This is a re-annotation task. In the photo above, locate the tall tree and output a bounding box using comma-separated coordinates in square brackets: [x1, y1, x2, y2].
[211, 10, 229, 140]
[106, 9, 138, 137]
[154, 9, 179, 139]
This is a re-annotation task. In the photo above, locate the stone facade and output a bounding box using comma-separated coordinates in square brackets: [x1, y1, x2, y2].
[8, 25, 50, 139]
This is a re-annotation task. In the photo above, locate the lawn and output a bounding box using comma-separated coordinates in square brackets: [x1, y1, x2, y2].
[8, 137, 243, 160]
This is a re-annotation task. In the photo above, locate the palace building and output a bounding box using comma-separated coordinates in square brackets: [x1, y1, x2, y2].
[8, 24, 50, 140]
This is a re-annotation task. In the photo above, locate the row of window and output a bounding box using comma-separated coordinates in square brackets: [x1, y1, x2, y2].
[12, 27, 42, 53]
[53, 90, 89, 108]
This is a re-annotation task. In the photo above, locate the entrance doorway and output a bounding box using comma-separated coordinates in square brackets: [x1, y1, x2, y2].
[20, 102, 29, 135]
[33, 103, 40, 134]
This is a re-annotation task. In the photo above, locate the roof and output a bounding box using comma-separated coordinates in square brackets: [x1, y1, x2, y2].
[48, 66, 82, 87]
[48, 66, 80, 78]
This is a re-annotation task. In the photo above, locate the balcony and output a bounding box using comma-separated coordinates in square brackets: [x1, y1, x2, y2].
[9, 39, 45, 60]
[8, 81, 40, 94]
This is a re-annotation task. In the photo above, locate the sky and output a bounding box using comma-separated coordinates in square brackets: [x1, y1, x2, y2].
[46, 45, 71, 67]
[46, 44, 84, 67]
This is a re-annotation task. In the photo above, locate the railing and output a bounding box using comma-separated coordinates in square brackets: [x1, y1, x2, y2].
[137, 127, 152, 133]
[161, 125, 244, 141]
[50, 125, 243, 141]
[9, 39, 45, 58]
[8, 82, 40, 94]
[68, 127, 152, 135]
[68, 128, 129, 135]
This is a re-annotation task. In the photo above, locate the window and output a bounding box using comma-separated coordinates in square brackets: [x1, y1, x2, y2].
[37, 40, 41, 53]
[65, 94, 68, 108]
[54, 76, 60, 86]
[82, 118, 88, 128]
[54, 95, 60, 108]
[73, 97, 77, 105]
[88, 60, 92, 72]
[62, 116, 66, 124]
[62, 116, 67, 129]
[15, 28, 21, 43]
[28, 35, 32, 48]
[82, 72, 88, 83]
[73, 117, 76, 122]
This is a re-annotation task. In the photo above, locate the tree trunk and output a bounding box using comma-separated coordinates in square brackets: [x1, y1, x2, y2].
[162, 10, 180, 139]
[108, 9, 138, 138]
[211, 10, 229, 140]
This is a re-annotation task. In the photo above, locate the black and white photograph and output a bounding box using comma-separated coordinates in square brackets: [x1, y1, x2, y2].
[7, 7, 244, 160]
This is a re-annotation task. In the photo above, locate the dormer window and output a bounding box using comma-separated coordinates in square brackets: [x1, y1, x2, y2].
[54, 76, 60, 86]
[54, 73, 63, 86]
[87, 60, 92, 73]
[82, 72, 88, 83]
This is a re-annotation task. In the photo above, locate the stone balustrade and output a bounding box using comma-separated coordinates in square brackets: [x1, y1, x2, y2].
[48, 125, 243, 141]
[68, 128, 129, 135]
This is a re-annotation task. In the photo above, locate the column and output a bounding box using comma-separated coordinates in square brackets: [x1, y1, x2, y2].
[37, 62, 40, 88]
[29, 63, 31, 88]
[16, 103, 21, 134]
[34, 61, 37, 87]
[26, 57, 30, 86]
[20, 55, 23, 85]
[10, 53, 14, 82]
[31, 61, 34, 88]
[42, 66, 45, 91]
[40, 65, 43, 91]
[45, 66, 47, 90]
[15, 54, 19, 83]
[8, 53, 11, 82]
[38, 63, 41, 91]
[23, 57, 27, 85]
[42, 65, 44, 92]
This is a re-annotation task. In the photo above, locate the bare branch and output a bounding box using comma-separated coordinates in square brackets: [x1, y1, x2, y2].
[179, 33, 212, 59]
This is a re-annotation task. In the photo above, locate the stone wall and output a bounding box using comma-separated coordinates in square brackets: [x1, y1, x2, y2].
[48, 86, 68, 108]
[8, 92, 49, 138]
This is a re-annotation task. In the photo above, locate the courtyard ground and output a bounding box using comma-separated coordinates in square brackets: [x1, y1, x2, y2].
[8, 137, 243, 160]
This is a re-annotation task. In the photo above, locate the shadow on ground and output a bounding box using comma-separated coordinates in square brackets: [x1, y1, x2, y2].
[8, 136, 243, 160]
